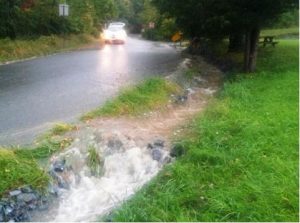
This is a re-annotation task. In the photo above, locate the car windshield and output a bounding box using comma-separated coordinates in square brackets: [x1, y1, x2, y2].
[107, 26, 123, 31]
[108, 22, 125, 30]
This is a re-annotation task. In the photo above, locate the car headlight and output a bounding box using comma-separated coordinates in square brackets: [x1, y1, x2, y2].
[103, 30, 111, 40]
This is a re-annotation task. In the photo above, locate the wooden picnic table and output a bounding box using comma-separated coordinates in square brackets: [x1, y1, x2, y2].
[259, 36, 279, 47]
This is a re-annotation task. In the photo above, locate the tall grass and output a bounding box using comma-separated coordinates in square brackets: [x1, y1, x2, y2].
[0, 34, 97, 63]
[13, 137, 72, 160]
[47, 123, 76, 137]
[111, 40, 299, 222]
[0, 150, 49, 196]
[81, 78, 180, 120]
[12, 122, 74, 160]
[87, 146, 103, 177]
[0, 122, 74, 196]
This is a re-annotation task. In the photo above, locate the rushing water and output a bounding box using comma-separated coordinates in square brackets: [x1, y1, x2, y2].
[33, 130, 169, 222]
[55, 147, 162, 221]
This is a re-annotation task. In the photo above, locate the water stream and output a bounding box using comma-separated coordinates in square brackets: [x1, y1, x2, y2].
[33, 130, 170, 222]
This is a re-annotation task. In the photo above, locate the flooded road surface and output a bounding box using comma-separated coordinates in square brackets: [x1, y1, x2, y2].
[0, 36, 181, 145]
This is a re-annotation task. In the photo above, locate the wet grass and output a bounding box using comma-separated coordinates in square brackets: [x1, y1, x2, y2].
[13, 137, 72, 160]
[111, 40, 299, 222]
[0, 149, 49, 197]
[81, 78, 181, 120]
[87, 146, 103, 177]
[0, 123, 74, 196]
[46, 123, 76, 137]
[0, 34, 99, 63]
[12, 122, 74, 160]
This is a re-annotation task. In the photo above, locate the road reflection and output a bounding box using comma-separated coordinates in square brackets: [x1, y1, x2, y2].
[95, 44, 129, 91]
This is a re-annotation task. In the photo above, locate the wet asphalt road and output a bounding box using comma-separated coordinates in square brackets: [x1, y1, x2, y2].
[0, 36, 181, 146]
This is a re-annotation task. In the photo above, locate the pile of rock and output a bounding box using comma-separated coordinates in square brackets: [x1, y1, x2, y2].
[48, 152, 83, 193]
[49, 159, 72, 191]
[147, 139, 173, 164]
[0, 186, 49, 222]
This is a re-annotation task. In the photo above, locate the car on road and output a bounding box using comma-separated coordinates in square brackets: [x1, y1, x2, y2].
[103, 22, 127, 44]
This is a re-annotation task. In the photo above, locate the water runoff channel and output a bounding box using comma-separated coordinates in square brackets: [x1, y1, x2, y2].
[32, 128, 172, 222]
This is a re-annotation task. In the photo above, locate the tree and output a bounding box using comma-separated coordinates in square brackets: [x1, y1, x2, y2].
[139, 0, 159, 25]
[153, 0, 298, 72]
[0, 0, 23, 39]
[227, 0, 298, 72]
[0, 0, 120, 39]
[114, 0, 146, 33]
[93, 0, 117, 29]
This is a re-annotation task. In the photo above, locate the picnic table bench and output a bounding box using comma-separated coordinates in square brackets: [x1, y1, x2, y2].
[259, 36, 279, 47]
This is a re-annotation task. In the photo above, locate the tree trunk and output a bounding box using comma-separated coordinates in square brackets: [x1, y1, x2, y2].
[249, 27, 260, 72]
[243, 27, 260, 73]
[244, 31, 251, 72]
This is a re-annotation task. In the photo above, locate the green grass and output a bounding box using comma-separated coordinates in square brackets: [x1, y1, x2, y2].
[81, 78, 180, 120]
[261, 27, 299, 37]
[0, 34, 98, 63]
[0, 123, 74, 196]
[13, 137, 72, 160]
[0, 149, 49, 197]
[47, 123, 76, 137]
[12, 122, 74, 160]
[87, 146, 104, 177]
[111, 40, 299, 222]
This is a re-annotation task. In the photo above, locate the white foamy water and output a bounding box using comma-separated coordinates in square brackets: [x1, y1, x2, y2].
[36, 127, 172, 223]
[54, 147, 161, 222]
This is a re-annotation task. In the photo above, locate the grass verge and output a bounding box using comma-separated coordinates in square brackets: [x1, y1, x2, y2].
[0, 150, 49, 197]
[0, 34, 100, 63]
[111, 40, 299, 222]
[12, 122, 74, 160]
[0, 123, 74, 196]
[43, 123, 76, 138]
[81, 77, 181, 120]
[13, 137, 72, 160]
